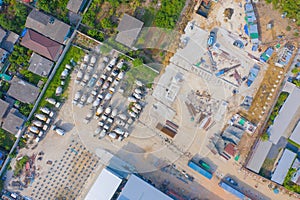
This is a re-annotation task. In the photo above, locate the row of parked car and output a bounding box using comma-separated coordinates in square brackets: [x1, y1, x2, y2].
[25, 58, 80, 142]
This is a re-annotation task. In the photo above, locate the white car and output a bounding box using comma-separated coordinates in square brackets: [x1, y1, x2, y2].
[92, 99, 101, 108]
[95, 127, 102, 135]
[99, 129, 107, 138]
[133, 93, 142, 100]
[129, 111, 137, 118]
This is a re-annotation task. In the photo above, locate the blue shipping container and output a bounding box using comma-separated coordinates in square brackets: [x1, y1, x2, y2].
[188, 161, 213, 180]
[219, 181, 248, 200]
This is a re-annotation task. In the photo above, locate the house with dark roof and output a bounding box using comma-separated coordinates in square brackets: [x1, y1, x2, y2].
[28, 53, 54, 77]
[7, 76, 40, 104]
[0, 31, 19, 53]
[115, 14, 144, 48]
[25, 9, 70, 44]
[2, 109, 25, 135]
[0, 47, 8, 63]
[0, 99, 9, 119]
[0, 27, 6, 43]
[21, 29, 63, 61]
[67, 0, 87, 13]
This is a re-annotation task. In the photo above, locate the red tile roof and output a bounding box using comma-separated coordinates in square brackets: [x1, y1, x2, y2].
[224, 143, 237, 157]
[21, 29, 63, 61]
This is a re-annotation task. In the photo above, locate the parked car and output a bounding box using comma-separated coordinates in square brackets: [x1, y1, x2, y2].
[207, 31, 216, 47]
[233, 40, 244, 48]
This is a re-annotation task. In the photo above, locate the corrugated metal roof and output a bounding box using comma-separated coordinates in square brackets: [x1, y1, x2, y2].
[84, 168, 122, 200]
[271, 149, 296, 185]
[269, 86, 300, 144]
[117, 175, 173, 200]
[246, 140, 273, 173]
[289, 122, 300, 145]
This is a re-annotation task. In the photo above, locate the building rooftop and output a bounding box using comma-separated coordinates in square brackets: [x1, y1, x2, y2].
[25, 9, 70, 43]
[269, 86, 300, 144]
[7, 76, 40, 104]
[21, 29, 63, 61]
[84, 168, 122, 200]
[0, 31, 19, 53]
[2, 109, 25, 135]
[222, 125, 245, 145]
[115, 14, 144, 48]
[0, 27, 6, 43]
[117, 175, 173, 200]
[0, 99, 9, 119]
[67, 0, 86, 13]
[289, 122, 300, 145]
[271, 149, 296, 185]
[0, 48, 8, 63]
[28, 53, 54, 77]
[246, 140, 273, 173]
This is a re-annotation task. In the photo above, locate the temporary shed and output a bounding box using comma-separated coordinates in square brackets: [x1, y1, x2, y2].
[117, 175, 173, 200]
[84, 168, 122, 200]
[271, 149, 296, 185]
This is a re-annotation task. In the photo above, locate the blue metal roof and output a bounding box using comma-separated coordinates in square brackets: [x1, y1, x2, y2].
[188, 160, 213, 179]
[219, 181, 246, 199]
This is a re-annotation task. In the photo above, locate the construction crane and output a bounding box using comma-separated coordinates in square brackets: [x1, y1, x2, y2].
[215, 64, 241, 77]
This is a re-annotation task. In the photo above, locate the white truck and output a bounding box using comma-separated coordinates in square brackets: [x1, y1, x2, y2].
[35, 114, 51, 124]
[52, 125, 66, 136]
[78, 94, 87, 108]
[28, 126, 44, 137]
[46, 98, 61, 108]
[40, 107, 54, 117]
[55, 86, 63, 96]
[60, 69, 69, 80]
[32, 120, 48, 131]
[83, 54, 90, 63]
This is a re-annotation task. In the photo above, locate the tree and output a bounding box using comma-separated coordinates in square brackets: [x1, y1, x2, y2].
[261, 133, 269, 141]
[100, 18, 113, 29]
[132, 58, 143, 67]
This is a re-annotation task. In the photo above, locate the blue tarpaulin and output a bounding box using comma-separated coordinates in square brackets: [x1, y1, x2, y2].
[244, 24, 249, 35]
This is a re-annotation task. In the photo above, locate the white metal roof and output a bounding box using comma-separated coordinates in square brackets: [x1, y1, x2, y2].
[289, 122, 300, 145]
[117, 175, 173, 200]
[84, 168, 122, 200]
[269, 86, 300, 144]
[271, 149, 296, 185]
[246, 140, 273, 173]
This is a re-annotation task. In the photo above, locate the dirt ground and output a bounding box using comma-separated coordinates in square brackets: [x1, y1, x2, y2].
[254, 1, 299, 44]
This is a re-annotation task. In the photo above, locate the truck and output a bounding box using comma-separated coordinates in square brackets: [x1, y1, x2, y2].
[46, 98, 61, 108]
[32, 120, 48, 131]
[105, 106, 112, 115]
[188, 160, 213, 180]
[35, 114, 51, 124]
[40, 107, 54, 117]
[52, 125, 66, 136]
[108, 132, 117, 139]
[75, 70, 83, 84]
[28, 126, 44, 137]
[104, 93, 112, 101]
[84, 110, 93, 124]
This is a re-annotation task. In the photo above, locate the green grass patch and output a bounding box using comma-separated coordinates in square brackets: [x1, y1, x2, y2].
[13, 155, 29, 176]
[19, 69, 47, 87]
[288, 139, 300, 148]
[0, 128, 16, 151]
[283, 168, 300, 194]
[124, 61, 158, 95]
[141, 8, 156, 27]
[37, 46, 84, 110]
